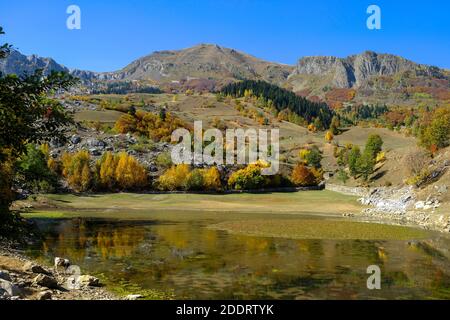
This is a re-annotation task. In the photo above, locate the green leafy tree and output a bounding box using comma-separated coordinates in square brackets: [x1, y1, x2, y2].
[364, 134, 383, 159]
[337, 168, 349, 184]
[348, 146, 361, 177]
[17, 144, 56, 192]
[357, 151, 375, 181]
[305, 146, 322, 168]
[0, 27, 76, 218]
[330, 116, 340, 135]
[421, 108, 450, 150]
[186, 169, 204, 191]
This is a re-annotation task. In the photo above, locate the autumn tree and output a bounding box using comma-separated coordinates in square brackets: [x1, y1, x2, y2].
[228, 162, 268, 190]
[420, 107, 450, 151]
[96, 152, 119, 190]
[114, 152, 148, 190]
[114, 114, 137, 134]
[325, 131, 334, 143]
[157, 164, 191, 191]
[291, 164, 317, 186]
[203, 167, 222, 191]
[61, 150, 92, 192]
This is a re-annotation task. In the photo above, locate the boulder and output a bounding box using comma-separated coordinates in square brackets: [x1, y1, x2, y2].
[70, 135, 81, 144]
[87, 138, 106, 148]
[50, 137, 64, 148]
[78, 275, 100, 287]
[415, 201, 425, 209]
[125, 294, 143, 300]
[38, 290, 53, 300]
[33, 274, 58, 289]
[22, 262, 49, 275]
[0, 270, 12, 282]
[0, 279, 22, 297]
[22, 261, 49, 275]
[89, 148, 102, 156]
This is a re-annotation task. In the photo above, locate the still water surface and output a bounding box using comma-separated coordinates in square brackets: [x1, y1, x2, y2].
[27, 213, 450, 299]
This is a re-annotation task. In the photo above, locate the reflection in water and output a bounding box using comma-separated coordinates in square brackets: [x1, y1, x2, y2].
[29, 218, 450, 299]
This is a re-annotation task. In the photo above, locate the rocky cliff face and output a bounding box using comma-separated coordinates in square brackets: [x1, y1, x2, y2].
[291, 51, 447, 88]
[0, 45, 293, 85]
[0, 50, 69, 76]
[1, 47, 447, 93]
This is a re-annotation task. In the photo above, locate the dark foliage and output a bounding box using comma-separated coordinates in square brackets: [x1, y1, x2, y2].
[221, 80, 334, 128]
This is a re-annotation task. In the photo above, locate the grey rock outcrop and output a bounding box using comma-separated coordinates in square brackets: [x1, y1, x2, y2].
[292, 51, 447, 88]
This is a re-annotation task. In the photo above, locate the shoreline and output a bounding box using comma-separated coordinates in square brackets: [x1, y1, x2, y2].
[327, 184, 450, 234]
[0, 240, 120, 300]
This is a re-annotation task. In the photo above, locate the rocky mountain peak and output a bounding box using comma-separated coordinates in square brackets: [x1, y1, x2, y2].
[292, 51, 446, 88]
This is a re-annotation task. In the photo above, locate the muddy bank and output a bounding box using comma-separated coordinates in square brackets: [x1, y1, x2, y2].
[327, 183, 450, 233]
[0, 241, 121, 300]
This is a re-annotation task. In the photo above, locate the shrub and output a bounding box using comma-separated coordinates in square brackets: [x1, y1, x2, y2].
[47, 158, 61, 175]
[298, 149, 310, 163]
[402, 149, 429, 178]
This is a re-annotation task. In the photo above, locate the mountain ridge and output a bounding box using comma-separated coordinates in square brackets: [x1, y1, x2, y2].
[1, 45, 448, 103]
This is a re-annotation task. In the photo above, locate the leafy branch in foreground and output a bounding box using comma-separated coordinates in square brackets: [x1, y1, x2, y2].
[0, 26, 78, 223]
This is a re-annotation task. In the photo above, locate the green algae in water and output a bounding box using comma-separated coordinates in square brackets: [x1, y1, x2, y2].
[209, 219, 429, 240]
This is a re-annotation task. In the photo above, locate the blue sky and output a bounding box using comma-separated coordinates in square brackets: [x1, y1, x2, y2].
[1, 0, 449, 71]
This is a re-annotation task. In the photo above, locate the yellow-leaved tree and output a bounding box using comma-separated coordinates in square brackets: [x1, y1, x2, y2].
[325, 131, 334, 143]
[157, 164, 191, 191]
[61, 150, 92, 192]
[202, 167, 222, 191]
[114, 152, 148, 190]
[97, 152, 119, 189]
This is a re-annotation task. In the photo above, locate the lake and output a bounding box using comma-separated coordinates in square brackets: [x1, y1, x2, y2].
[25, 211, 450, 299]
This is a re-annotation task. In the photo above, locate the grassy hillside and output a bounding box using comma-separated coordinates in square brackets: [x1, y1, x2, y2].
[64, 91, 432, 188]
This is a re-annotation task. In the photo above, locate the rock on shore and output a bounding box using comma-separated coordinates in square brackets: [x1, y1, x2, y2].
[0, 247, 118, 300]
[327, 184, 450, 233]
